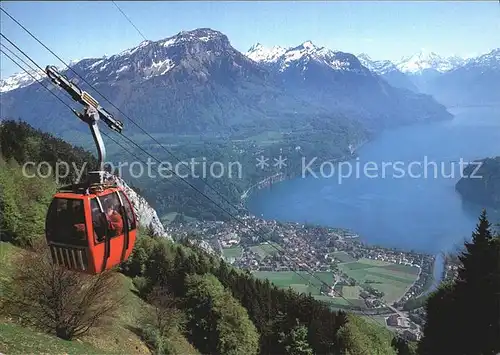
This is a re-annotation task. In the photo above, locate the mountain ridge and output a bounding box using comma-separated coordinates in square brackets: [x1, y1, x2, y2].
[396, 49, 467, 74]
[244, 40, 452, 130]
[245, 40, 366, 74]
[3, 40, 497, 94]
[424, 48, 500, 106]
[1, 28, 452, 136]
[357, 53, 419, 92]
[357, 48, 499, 105]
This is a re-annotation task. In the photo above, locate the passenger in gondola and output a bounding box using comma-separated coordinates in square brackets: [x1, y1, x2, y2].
[105, 200, 123, 237]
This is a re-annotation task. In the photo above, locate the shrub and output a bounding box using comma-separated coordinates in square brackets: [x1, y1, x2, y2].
[2, 242, 125, 340]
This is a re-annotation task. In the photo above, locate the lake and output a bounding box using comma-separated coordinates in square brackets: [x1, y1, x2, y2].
[247, 107, 500, 284]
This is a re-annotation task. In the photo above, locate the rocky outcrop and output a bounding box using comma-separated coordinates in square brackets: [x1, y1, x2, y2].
[187, 238, 221, 257]
[193, 239, 217, 255]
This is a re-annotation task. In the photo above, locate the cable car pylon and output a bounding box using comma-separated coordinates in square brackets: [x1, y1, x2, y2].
[44, 66, 137, 274]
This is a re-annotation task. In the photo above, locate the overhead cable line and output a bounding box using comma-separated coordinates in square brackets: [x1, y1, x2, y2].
[0, 7, 243, 218]
[0, 46, 148, 170]
[0, 22, 397, 331]
[1, 42, 329, 305]
[111, 1, 148, 42]
[0, 37, 321, 289]
[0, 21, 404, 331]
[1, 49, 75, 114]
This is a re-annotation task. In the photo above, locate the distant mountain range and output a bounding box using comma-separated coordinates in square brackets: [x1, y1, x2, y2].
[397, 50, 467, 74]
[358, 49, 500, 107]
[3, 28, 497, 137]
[427, 49, 500, 107]
[358, 50, 466, 93]
[357, 53, 419, 92]
[244, 41, 451, 131]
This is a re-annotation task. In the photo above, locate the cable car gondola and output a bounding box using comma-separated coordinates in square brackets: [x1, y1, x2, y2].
[44, 66, 137, 274]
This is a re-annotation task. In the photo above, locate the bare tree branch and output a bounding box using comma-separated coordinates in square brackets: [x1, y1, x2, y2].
[2, 245, 125, 340]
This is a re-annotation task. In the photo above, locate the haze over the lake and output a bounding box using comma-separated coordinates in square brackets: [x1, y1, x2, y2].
[248, 107, 500, 255]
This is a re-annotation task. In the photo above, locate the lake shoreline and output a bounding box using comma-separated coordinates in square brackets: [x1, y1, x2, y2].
[242, 108, 500, 292]
[239, 134, 443, 294]
[240, 138, 369, 201]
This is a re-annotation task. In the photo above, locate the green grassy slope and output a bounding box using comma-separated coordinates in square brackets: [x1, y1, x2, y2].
[0, 242, 199, 355]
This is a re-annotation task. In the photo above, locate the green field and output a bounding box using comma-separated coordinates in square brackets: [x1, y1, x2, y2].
[160, 212, 198, 225]
[250, 242, 283, 259]
[331, 251, 356, 263]
[342, 285, 362, 299]
[223, 246, 243, 259]
[380, 263, 421, 274]
[315, 295, 366, 309]
[339, 258, 419, 303]
[161, 212, 179, 225]
[252, 271, 364, 308]
[235, 131, 283, 147]
[252, 258, 419, 309]
[252, 271, 334, 293]
[247, 256, 420, 309]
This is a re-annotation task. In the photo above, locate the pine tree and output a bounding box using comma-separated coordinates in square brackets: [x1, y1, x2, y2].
[456, 209, 499, 354]
[419, 210, 500, 355]
[458, 209, 493, 283]
[418, 282, 461, 355]
[278, 319, 314, 355]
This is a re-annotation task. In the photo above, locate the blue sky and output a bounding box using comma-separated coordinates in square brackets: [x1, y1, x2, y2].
[1, 1, 499, 78]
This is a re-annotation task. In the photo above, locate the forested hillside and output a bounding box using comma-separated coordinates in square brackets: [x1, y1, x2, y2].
[2, 120, 498, 354]
[0, 120, 97, 246]
[456, 157, 500, 208]
[0, 120, 411, 354]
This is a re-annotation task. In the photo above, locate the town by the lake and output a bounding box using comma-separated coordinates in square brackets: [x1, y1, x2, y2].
[167, 213, 438, 341]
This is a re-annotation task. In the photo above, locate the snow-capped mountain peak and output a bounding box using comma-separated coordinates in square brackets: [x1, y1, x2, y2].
[246, 41, 325, 65]
[397, 49, 466, 74]
[0, 69, 46, 93]
[356, 53, 420, 92]
[357, 53, 398, 75]
[246, 43, 286, 63]
[281, 42, 365, 73]
[301, 40, 315, 50]
[357, 53, 372, 62]
[283, 42, 320, 64]
[1, 28, 239, 94]
[288, 40, 324, 55]
[464, 48, 500, 69]
[246, 40, 365, 74]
